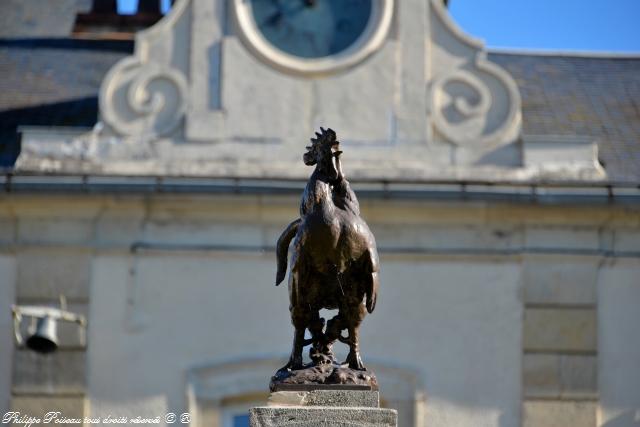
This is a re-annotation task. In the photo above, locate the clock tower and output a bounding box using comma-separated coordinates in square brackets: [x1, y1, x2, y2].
[18, 0, 600, 181]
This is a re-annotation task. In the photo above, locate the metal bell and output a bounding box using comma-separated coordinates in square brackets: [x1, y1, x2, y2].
[26, 316, 59, 354]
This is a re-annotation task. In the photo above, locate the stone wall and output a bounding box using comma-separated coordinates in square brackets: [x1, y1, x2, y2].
[0, 192, 639, 427]
[522, 255, 599, 427]
[1, 203, 91, 421]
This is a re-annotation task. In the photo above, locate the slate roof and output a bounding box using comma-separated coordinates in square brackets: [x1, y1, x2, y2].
[0, 38, 639, 182]
[0, 38, 132, 166]
[490, 52, 640, 183]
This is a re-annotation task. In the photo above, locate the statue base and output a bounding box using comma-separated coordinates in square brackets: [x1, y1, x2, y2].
[270, 363, 378, 392]
[250, 390, 397, 427]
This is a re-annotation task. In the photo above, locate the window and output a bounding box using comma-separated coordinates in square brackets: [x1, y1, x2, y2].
[222, 401, 262, 427]
[231, 414, 250, 427]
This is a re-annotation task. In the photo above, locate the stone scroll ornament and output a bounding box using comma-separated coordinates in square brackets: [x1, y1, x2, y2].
[99, 58, 188, 138]
[272, 128, 379, 391]
[428, 0, 522, 151]
[430, 60, 521, 149]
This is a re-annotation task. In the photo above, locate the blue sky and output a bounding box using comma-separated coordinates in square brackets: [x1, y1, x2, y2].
[119, 0, 640, 53]
[449, 0, 640, 53]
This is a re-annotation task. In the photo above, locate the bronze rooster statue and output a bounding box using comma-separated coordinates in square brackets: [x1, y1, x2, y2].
[275, 128, 380, 377]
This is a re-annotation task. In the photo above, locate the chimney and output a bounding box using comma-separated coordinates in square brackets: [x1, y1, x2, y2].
[74, 0, 165, 38]
[137, 0, 161, 14]
[90, 0, 117, 14]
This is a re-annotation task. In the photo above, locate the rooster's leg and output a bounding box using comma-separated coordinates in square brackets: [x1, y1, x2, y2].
[290, 326, 306, 369]
[281, 305, 309, 370]
[343, 303, 366, 370]
[309, 312, 334, 364]
[308, 311, 324, 346]
[322, 313, 344, 359]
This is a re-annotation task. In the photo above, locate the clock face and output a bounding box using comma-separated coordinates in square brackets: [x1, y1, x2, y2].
[233, 0, 394, 75]
[250, 0, 373, 59]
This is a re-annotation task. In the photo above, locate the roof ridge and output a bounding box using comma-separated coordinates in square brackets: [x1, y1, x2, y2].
[487, 47, 640, 59]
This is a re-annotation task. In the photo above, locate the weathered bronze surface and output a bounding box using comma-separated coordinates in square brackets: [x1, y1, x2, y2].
[272, 128, 380, 389]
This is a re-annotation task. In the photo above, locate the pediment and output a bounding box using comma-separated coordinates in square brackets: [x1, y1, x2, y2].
[16, 0, 605, 181]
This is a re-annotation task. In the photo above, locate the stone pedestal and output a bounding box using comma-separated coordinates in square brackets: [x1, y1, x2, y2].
[250, 389, 397, 427]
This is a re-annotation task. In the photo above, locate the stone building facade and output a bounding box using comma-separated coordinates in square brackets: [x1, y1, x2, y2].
[1, 1, 639, 426]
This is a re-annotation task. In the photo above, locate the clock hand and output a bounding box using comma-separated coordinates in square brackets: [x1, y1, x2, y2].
[263, 1, 309, 27]
[264, 10, 283, 26]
